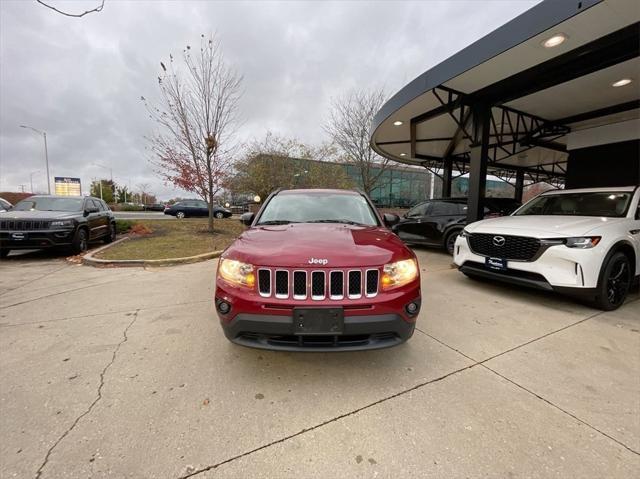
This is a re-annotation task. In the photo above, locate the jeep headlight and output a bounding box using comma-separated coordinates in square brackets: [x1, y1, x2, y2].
[565, 236, 601, 249]
[381, 258, 419, 290]
[218, 258, 255, 288]
[50, 220, 73, 228]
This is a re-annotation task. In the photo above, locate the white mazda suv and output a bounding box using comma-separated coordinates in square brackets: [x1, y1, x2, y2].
[453, 186, 640, 310]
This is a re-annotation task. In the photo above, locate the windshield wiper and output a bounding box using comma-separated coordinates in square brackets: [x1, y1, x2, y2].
[306, 219, 365, 226]
[257, 220, 299, 225]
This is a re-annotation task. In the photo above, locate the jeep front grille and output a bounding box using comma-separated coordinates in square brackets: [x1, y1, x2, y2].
[468, 233, 541, 261]
[256, 268, 379, 300]
[0, 220, 50, 231]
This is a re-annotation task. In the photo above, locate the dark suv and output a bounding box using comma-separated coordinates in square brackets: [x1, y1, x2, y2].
[0, 195, 116, 258]
[393, 197, 520, 254]
[215, 189, 421, 351]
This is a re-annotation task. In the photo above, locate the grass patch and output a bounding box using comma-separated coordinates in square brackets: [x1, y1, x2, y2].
[96, 218, 244, 260]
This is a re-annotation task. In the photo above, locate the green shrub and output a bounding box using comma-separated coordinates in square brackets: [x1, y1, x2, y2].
[115, 219, 135, 234]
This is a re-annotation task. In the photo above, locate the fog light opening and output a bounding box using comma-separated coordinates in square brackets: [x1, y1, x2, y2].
[217, 300, 231, 314]
[405, 302, 419, 315]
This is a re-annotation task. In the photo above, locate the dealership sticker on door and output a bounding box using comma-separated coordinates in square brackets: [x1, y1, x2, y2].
[486, 257, 507, 271]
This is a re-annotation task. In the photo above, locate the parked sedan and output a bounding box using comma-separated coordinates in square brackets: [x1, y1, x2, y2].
[393, 198, 520, 254]
[143, 203, 165, 212]
[163, 200, 232, 219]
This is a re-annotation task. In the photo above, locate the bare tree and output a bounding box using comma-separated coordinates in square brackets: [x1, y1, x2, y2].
[136, 183, 150, 205]
[144, 34, 242, 232]
[324, 89, 391, 195]
[36, 0, 105, 18]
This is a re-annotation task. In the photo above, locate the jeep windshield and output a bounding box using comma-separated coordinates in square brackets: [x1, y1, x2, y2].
[514, 192, 632, 218]
[256, 192, 379, 226]
[13, 197, 84, 212]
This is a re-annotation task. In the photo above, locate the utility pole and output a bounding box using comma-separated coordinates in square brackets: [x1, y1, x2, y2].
[29, 171, 39, 193]
[19, 184, 26, 193]
[20, 125, 51, 194]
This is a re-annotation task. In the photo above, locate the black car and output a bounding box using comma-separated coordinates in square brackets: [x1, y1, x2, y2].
[143, 203, 165, 211]
[0, 195, 116, 258]
[163, 200, 232, 219]
[392, 197, 520, 254]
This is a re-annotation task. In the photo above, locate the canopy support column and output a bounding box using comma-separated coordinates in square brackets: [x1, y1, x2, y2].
[442, 157, 453, 197]
[467, 106, 490, 223]
[514, 169, 524, 203]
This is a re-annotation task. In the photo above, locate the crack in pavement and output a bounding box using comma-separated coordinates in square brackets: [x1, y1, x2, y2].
[0, 263, 72, 298]
[180, 303, 638, 477]
[0, 300, 211, 328]
[178, 361, 479, 479]
[0, 276, 137, 309]
[415, 301, 640, 456]
[34, 310, 140, 479]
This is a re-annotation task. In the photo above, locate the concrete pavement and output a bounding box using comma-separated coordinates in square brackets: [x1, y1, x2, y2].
[0, 248, 638, 478]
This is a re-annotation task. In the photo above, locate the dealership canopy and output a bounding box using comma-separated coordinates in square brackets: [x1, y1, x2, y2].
[370, 0, 639, 221]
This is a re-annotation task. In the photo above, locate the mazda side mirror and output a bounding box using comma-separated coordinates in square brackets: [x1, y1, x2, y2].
[240, 212, 255, 226]
[383, 213, 400, 227]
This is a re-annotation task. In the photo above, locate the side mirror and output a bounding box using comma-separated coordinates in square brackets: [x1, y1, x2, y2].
[84, 207, 99, 216]
[240, 212, 255, 226]
[383, 213, 400, 227]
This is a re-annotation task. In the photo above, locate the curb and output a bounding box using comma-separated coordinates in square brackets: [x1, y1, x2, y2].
[81, 237, 223, 267]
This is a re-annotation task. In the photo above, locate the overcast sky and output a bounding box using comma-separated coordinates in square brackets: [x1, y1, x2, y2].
[0, 0, 539, 200]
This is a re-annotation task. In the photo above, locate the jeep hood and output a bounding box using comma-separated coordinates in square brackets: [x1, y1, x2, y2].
[465, 215, 626, 237]
[223, 223, 412, 268]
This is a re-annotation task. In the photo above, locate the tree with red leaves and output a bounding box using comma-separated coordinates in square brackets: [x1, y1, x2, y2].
[143, 34, 242, 232]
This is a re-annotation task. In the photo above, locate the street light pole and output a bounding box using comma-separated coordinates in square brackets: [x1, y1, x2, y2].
[20, 125, 51, 194]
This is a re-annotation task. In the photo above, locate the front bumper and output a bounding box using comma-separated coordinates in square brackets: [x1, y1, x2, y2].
[0, 229, 75, 250]
[221, 312, 415, 351]
[215, 276, 420, 351]
[453, 235, 603, 300]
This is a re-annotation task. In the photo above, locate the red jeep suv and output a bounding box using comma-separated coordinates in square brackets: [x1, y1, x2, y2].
[214, 189, 421, 351]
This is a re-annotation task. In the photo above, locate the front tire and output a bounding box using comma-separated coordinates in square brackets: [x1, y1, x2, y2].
[176, 211, 186, 219]
[104, 223, 116, 244]
[444, 229, 461, 255]
[594, 252, 632, 311]
[214, 211, 224, 219]
[71, 228, 88, 254]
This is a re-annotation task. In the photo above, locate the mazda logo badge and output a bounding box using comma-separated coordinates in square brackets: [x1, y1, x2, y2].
[492, 236, 506, 247]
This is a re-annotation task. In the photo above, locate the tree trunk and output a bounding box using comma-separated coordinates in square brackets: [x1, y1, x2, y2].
[207, 187, 214, 233]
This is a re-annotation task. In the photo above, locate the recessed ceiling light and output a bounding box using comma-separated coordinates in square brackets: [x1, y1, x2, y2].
[400, 153, 406, 157]
[393, 121, 403, 126]
[542, 33, 567, 48]
[612, 78, 632, 87]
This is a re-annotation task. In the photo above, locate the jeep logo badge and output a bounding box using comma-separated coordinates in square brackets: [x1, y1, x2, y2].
[492, 236, 506, 247]
[308, 257, 328, 265]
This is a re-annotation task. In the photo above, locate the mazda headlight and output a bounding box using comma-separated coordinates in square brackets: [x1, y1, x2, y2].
[565, 237, 601, 249]
[218, 258, 255, 288]
[381, 258, 419, 290]
[50, 220, 73, 228]
[459, 229, 471, 238]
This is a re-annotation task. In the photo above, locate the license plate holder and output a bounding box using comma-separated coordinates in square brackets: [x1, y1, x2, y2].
[485, 257, 508, 271]
[293, 308, 344, 335]
[11, 232, 26, 241]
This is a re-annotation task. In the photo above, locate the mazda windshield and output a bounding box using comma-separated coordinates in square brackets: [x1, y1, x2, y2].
[515, 192, 632, 218]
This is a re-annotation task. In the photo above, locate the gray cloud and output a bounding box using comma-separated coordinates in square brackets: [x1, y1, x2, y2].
[0, 0, 538, 199]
